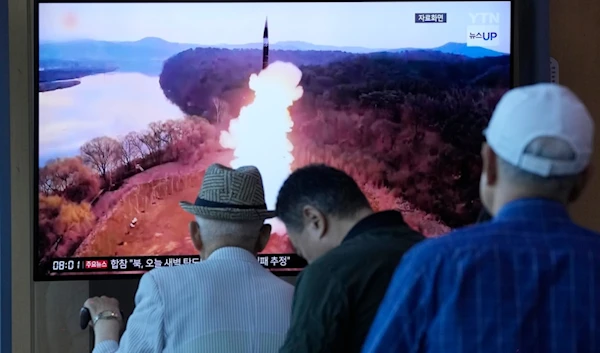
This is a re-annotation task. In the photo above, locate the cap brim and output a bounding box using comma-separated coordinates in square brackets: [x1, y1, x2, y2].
[179, 201, 276, 221]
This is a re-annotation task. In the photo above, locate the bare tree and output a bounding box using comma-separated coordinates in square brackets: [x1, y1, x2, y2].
[149, 121, 168, 148]
[155, 120, 180, 147]
[128, 132, 148, 158]
[80, 136, 121, 182]
[138, 129, 161, 158]
[170, 118, 219, 163]
[138, 121, 183, 163]
[119, 132, 141, 168]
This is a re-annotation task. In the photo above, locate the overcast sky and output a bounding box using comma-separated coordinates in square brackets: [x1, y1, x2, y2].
[39, 1, 511, 52]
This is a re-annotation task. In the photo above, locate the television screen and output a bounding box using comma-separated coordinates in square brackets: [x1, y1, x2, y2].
[35, 0, 512, 280]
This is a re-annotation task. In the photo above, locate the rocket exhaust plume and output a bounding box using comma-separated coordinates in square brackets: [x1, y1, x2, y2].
[262, 17, 269, 70]
[220, 61, 303, 234]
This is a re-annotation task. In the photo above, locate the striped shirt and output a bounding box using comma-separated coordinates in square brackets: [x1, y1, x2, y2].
[94, 247, 294, 353]
[362, 198, 600, 353]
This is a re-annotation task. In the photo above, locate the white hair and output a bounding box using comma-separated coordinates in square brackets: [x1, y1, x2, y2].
[195, 217, 264, 246]
[497, 136, 579, 195]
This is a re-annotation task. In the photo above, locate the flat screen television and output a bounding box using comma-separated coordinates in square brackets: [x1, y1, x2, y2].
[34, 0, 512, 280]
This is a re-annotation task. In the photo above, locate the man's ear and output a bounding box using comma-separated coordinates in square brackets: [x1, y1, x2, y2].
[302, 205, 327, 239]
[481, 142, 498, 186]
[189, 221, 202, 252]
[255, 223, 272, 253]
[569, 165, 593, 202]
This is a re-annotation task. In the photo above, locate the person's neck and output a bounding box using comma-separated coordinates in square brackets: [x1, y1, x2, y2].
[337, 208, 375, 242]
[490, 188, 568, 215]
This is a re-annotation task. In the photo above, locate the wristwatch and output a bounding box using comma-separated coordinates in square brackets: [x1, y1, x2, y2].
[93, 310, 121, 326]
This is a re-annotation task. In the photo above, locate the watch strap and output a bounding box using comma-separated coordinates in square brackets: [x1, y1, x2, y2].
[92, 310, 121, 326]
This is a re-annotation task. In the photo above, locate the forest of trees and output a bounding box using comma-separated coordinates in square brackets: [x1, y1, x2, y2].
[39, 46, 510, 263]
[38, 117, 220, 263]
[159, 47, 510, 227]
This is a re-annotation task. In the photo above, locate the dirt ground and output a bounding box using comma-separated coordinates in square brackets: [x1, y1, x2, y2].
[75, 176, 201, 257]
[75, 151, 294, 257]
[74, 150, 447, 258]
[77, 178, 293, 257]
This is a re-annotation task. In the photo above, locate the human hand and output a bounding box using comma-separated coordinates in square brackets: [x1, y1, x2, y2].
[84, 296, 121, 322]
[83, 296, 123, 344]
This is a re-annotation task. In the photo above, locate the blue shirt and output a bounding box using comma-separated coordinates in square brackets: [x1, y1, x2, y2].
[362, 198, 600, 353]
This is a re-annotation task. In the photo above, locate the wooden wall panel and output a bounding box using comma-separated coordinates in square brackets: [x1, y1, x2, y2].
[549, 0, 600, 230]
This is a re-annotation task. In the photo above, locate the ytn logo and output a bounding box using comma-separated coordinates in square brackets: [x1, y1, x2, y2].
[466, 25, 500, 47]
[469, 12, 500, 24]
[467, 12, 500, 48]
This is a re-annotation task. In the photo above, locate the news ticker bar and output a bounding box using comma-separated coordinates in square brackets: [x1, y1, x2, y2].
[50, 254, 308, 273]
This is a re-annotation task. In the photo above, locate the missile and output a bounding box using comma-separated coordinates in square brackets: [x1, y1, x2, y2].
[262, 17, 269, 70]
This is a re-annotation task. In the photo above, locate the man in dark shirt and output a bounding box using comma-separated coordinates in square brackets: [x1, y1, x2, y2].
[275, 164, 425, 353]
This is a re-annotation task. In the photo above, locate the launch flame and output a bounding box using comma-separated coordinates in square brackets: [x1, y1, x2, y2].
[220, 61, 304, 230]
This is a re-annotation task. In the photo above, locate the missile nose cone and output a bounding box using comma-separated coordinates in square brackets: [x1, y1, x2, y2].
[263, 16, 269, 38]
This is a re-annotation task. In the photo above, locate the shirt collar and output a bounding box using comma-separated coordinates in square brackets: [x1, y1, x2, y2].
[206, 247, 258, 263]
[343, 210, 408, 243]
[494, 198, 571, 221]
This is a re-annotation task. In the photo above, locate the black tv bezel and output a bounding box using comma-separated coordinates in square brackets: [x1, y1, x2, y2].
[33, 0, 516, 282]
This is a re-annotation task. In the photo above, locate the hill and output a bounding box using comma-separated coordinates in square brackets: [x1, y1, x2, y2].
[39, 37, 506, 63]
[159, 47, 510, 123]
[155, 48, 509, 226]
[391, 42, 505, 58]
[37, 38, 507, 88]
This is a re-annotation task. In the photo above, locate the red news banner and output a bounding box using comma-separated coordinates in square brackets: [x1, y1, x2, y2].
[50, 254, 307, 273]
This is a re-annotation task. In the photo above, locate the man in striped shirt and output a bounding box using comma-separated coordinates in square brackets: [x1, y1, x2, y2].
[82, 164, 294, 353]
[362, 83, 600, 353]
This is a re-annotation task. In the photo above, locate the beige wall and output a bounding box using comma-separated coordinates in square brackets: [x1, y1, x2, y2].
[32, 282, 90, 353]
[9, 0, 91, 351]
[8, 0, 600, 352]
[549, 0, 600, 228]
[9, 0, 37, 351]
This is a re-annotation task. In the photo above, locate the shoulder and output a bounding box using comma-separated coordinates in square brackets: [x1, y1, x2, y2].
[290, 262, 349, 322]
[261, 270, 296, 294]
[399, 220, 540, 267]
[295, 258, 345, 296]
[398, 223, 493, 268]
[300, 229, 424, 284]
[297, 259, 336, 285]
[147, 261, 198, 277]
[149, 261, 294, 294]
[422, 222, 495, 248]
[300, 250, 350, 285]
[141, 262, 206, 291]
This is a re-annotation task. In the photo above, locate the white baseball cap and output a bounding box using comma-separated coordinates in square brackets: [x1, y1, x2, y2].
[483, 83, 594, 177]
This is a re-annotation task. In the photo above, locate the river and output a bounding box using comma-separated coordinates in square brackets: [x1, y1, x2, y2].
[38, 72, 184, 167]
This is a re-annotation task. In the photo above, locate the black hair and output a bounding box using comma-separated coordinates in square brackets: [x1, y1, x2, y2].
[276, 164, 371, 232]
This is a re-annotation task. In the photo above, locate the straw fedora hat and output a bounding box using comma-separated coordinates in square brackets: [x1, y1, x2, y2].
[179, 164, 275, 221]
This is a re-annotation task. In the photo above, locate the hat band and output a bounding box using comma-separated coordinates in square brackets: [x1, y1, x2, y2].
[194, 197, 267, 210]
